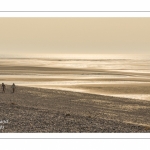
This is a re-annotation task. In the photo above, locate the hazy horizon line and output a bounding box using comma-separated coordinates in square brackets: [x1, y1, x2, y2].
[0, 53, 150, 60]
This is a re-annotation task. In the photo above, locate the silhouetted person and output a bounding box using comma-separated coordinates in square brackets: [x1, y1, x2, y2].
[2, 83, 6, 93]
[11, 83, 16, 93]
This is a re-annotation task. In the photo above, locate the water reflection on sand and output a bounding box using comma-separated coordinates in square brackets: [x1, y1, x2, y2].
[1, 55, 150, 101]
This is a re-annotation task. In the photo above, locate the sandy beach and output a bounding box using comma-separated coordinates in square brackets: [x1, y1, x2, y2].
[0, 85, 150, 133]
[1, 56, 150, 132]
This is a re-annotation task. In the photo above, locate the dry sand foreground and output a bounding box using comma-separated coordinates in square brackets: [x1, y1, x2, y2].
[0, 85, 150, 133]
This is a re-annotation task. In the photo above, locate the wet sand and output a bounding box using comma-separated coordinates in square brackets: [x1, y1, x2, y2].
[1, 58, 150, 101]
[0, 85, 150, 133]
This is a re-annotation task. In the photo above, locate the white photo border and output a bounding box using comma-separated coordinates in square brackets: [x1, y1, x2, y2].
[0, 10, 150, 139]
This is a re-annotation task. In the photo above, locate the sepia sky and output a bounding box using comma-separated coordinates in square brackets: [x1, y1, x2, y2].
[0, 18, 150, 55]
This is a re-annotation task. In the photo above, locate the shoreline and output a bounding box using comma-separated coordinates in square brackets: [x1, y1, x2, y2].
[0, 85, 150, 132]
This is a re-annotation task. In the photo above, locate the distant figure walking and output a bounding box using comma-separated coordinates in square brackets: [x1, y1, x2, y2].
[2, 83, 6, 93]
[11, 83, 16, 93]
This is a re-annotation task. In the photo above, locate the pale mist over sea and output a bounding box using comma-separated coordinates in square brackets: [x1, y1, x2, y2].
[1, 54, 150, 101]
